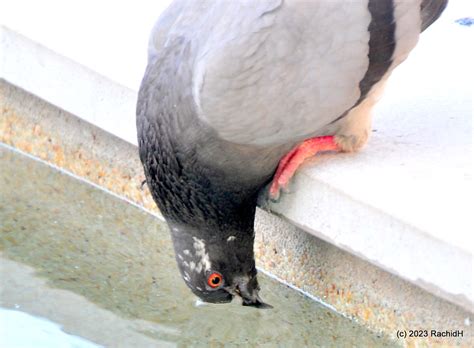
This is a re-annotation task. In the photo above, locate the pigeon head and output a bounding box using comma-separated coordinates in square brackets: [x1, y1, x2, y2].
[169, 223, 272, 308]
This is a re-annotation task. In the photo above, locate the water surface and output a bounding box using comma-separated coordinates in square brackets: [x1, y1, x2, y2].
[0, 144, 397, 347]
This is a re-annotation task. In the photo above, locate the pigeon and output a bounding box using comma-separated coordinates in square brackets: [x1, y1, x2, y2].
[137, 0, 447, 308]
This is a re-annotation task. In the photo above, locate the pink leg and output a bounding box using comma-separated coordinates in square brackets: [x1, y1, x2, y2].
[269, 136, 340, 200]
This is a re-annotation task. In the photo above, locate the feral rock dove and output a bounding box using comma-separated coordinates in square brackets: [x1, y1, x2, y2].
[137, 0, 447, 308]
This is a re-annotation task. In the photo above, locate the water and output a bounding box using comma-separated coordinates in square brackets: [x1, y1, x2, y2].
[0, 308, 101, 348]
[0, 143, 397, 347]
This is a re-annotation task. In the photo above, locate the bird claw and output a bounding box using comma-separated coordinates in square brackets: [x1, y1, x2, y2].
[267, 136, 340, 202]
[267, 181, 291, 203]
[268, 184, 282, 202]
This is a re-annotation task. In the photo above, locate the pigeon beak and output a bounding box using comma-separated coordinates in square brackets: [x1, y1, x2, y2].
[229, 276, 273, 309]
[241, 295, 273, 309]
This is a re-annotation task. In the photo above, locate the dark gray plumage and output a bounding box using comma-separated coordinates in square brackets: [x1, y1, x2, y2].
[137, 0, 447, 308]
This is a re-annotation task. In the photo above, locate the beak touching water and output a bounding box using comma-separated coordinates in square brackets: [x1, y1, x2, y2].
[226, 275, 273, 309]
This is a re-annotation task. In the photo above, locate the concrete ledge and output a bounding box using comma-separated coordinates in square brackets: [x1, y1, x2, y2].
[1, 0, 472, 315]
[0, 27, 138, 145]
[269, 5, 473, 310]
[2, 80, 473, 346]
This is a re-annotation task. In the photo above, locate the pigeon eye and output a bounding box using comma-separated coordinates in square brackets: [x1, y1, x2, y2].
[207, 272, 223, 288]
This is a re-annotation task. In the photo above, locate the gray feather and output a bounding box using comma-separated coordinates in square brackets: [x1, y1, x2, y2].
[420, 0, 449, 32]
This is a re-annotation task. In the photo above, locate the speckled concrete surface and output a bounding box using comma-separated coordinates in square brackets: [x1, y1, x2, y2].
[0, 79, 157, 215]
[254, 211, 473, 347]
[1, 80, 472, 347]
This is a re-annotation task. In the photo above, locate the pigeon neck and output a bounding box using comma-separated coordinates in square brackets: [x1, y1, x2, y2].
[141, 135, 259, 231]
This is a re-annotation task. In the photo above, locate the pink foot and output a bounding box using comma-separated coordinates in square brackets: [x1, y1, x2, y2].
[269, 136, 340, 200]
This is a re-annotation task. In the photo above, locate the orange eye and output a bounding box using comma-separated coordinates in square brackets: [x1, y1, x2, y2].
[207, 272, 223, 288]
